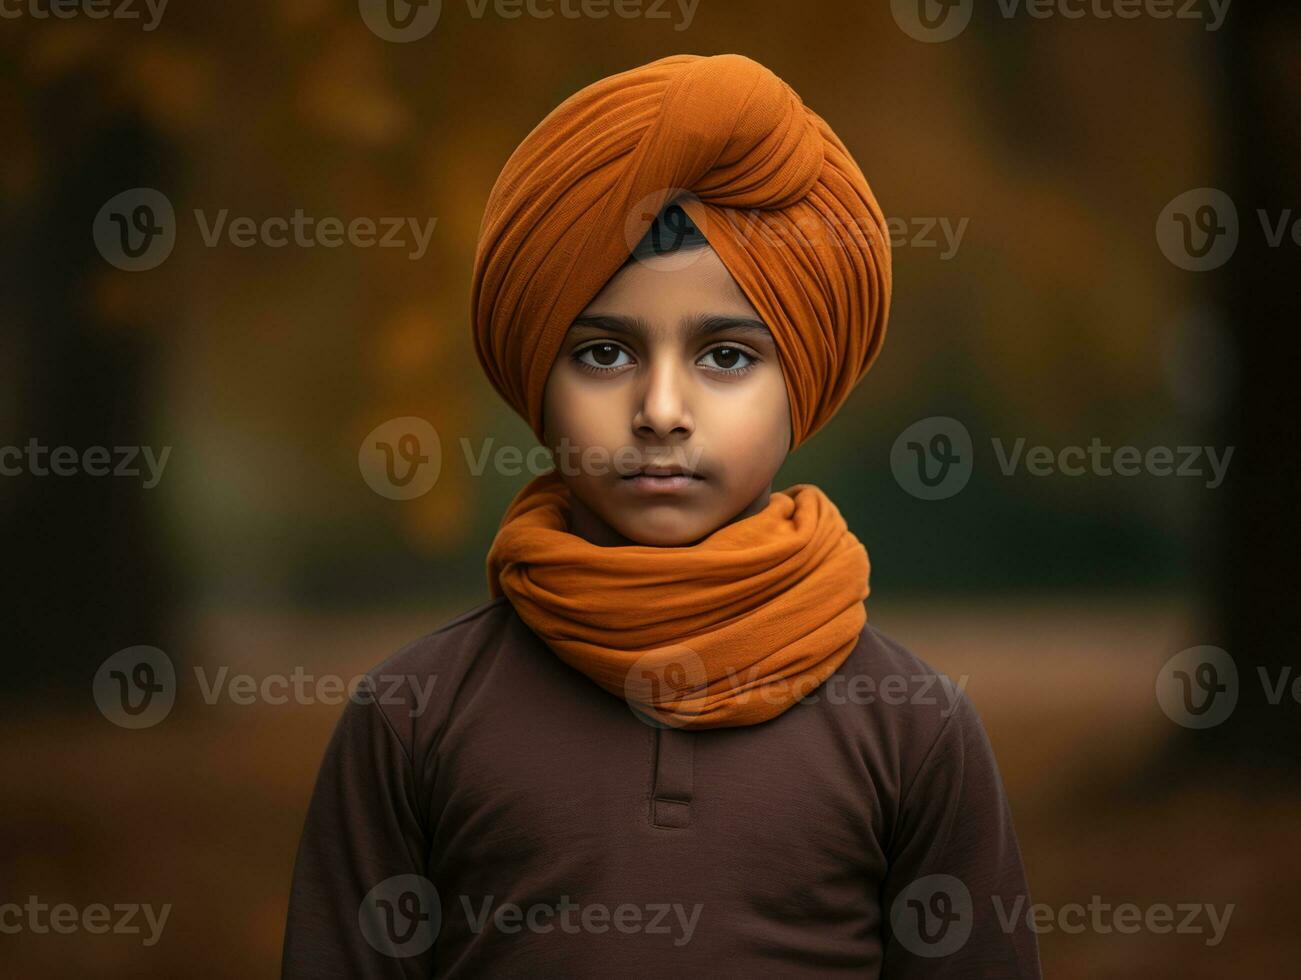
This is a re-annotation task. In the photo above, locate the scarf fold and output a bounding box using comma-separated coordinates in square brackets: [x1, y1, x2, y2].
[486, 471, 870, 729]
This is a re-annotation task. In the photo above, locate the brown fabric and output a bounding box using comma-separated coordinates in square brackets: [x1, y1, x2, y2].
[471, 52, 892, 450]
[485, 470, 870, 729]
[282, 599, 1043, 978]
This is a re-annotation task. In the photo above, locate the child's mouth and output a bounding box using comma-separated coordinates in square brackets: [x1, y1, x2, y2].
[621, 470, 704, 493]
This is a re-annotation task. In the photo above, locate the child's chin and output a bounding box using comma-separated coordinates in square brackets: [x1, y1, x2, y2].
[613, 509, 717, 548]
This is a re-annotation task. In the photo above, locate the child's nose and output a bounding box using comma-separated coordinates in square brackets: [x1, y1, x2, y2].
[632, 362, 695, 440]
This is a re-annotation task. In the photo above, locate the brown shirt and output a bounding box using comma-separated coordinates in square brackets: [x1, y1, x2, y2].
[281, 596, 1041, 978]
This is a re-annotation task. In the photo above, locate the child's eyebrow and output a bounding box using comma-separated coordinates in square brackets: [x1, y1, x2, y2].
[570, 313, 774, 343]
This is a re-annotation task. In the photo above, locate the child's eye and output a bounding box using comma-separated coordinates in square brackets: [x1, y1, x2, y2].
[575, 342, 633, 372]
[698, 346, 756, 373]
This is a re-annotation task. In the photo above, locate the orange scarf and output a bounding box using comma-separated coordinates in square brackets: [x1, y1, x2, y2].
[487, 471, 870, 729]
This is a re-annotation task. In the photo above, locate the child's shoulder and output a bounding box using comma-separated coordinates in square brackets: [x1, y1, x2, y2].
[838, 620, 982, 756]
[344, 596, 518, 743]
[848, 620, 964, 700]
[369, 594, 515, 676]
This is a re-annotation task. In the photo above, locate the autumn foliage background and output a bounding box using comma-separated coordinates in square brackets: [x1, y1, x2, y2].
[2, 1, 1299, 976]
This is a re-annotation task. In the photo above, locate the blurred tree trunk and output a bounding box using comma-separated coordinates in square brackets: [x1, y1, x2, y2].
[2, 71, 177, 700]
[1194, 1, 1301, 774]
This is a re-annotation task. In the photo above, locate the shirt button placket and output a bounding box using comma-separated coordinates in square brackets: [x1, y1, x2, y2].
[650, 725, 694, 829]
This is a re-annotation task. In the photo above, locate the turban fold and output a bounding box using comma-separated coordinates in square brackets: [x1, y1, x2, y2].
[471, 52, 892, 449]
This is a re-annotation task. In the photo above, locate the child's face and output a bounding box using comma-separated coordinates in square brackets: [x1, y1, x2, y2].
[541, 244, 792, 546]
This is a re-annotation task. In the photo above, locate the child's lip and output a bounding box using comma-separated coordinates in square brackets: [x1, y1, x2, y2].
[631, 467, 699, 478]
[621, 472, 704, 492]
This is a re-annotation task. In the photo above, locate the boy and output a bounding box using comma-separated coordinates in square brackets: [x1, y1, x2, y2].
[282, 53, 1041, 977]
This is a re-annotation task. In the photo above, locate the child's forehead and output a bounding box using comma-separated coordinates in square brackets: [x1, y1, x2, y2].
[576, 247, 764, 329]
[566, 312, 775, 347]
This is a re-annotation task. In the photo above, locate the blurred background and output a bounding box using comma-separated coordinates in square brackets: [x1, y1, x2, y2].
[2, 0, 1298, 975]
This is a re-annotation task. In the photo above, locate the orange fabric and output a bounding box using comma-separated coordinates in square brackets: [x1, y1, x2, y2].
[475, 54, 886, 728]
[487, 470, 870, 729]
[471, 52, 892, 450]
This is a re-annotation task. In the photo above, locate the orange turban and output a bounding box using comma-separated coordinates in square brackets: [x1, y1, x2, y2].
[471, 52, 892, 450]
